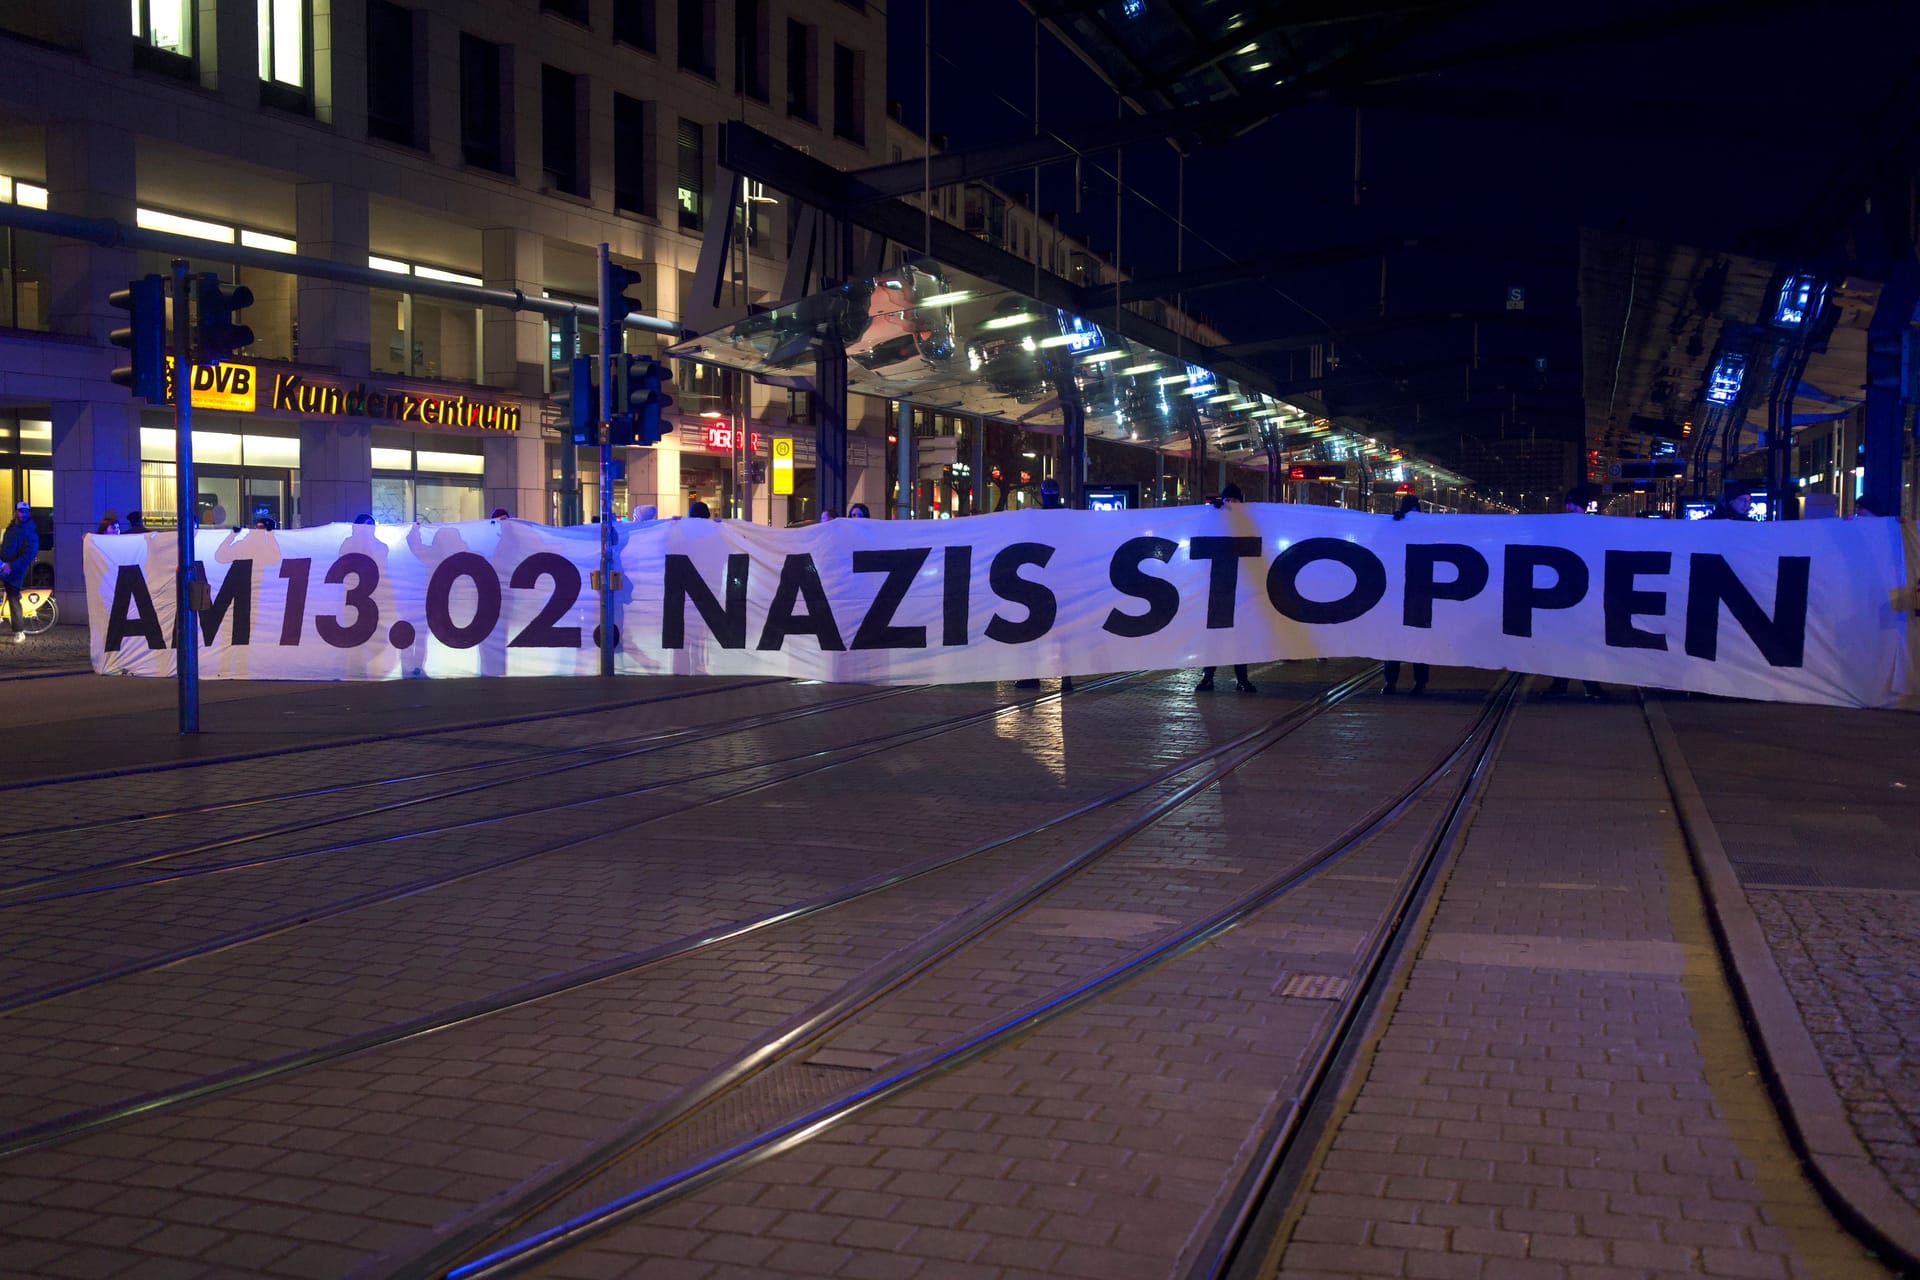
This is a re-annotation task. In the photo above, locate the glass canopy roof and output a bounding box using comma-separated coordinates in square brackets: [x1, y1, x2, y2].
[668, 256, 1468, 487]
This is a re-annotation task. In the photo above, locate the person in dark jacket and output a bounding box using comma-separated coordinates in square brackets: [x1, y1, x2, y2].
[1541, 486, 1610, 700]
[1, 501, 40, 642]
[1197, 484, 1257, 693]
[1381, 493, 1430, 694]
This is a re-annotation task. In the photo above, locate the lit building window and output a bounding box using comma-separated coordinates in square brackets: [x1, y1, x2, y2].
[1706, 352, 1746, 405]
[677, 118, 704, 230]
[132, 0, 192, 56]
[258, 0, 307, 89]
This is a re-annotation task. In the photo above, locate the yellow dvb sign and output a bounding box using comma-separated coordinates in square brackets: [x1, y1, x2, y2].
[163, 357, 259, 412]
[771, 436, 794, 495]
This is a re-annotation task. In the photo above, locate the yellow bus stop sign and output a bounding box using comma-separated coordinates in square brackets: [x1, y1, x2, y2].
[772, 436, 794, 495]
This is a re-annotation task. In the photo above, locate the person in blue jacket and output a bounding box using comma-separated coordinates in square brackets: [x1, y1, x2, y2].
[1, 500, 40, 643]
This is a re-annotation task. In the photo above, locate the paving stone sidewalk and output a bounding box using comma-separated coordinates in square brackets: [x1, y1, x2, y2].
[1272, 697, 1888, 1279]
[1660, 697, 1920, 1244]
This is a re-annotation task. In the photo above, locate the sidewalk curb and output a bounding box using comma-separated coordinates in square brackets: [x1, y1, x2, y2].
[1644, 695, 1920, 1274]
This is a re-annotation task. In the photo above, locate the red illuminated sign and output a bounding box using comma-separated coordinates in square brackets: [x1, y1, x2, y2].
[704, 424, 761, 452]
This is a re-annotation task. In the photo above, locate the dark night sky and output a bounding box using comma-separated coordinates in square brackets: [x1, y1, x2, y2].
[884, 1, 1920, 444]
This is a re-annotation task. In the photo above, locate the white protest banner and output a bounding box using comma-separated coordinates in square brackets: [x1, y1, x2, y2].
[84, 506, 1915, 709]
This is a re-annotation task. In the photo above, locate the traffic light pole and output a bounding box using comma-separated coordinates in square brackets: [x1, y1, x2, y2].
[171, 258, 199, 735]
[595, 244, 617, 678]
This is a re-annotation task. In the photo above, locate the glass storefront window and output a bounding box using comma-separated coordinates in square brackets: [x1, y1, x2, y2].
[18, 419, 50, 456]
[1, 226, 51, 331]
[417, 478, 481, 523]
[139, 420, 301, 528]
[140, 461, 177, 528]
[370, 431, 485, 522]
[371, 287, 484, 383]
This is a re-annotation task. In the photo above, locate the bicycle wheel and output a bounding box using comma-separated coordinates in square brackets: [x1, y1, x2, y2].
[18, 591, 57, 636]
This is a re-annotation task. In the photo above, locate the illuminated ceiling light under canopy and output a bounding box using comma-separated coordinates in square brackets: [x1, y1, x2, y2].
[979, 312, 1036, 330]
[921, 290, 973, 307]
[1120, 363, 1163, 376]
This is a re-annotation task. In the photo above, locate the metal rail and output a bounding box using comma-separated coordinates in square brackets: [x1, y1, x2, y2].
[0, 679, 786, 798]
[0, 674, 1144, 1016]
[390, 673, 1514, 1280]
[1198, 674, 1522, 1280]
[0, 670, 1355, 1158]
[0, 684, 916, 899]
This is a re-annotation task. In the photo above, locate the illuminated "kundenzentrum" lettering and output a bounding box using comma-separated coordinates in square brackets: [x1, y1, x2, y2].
[269, 373, 521, 431]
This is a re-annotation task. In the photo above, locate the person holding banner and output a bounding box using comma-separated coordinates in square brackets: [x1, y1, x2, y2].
[1197, 485, 1257, 694]
[1016, 478, 1075, 694]
[1542, 487, 1611, 701]
[1381, 492, 1430, 695]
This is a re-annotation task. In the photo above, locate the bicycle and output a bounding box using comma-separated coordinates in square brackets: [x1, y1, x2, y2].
[2, 585, 57, 638]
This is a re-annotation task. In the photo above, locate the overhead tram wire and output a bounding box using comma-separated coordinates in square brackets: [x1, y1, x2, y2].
[917, 40, 1341, 339]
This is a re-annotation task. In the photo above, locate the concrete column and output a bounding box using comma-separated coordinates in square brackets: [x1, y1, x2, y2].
[481, 229, 549, 522]
[213, 0, 257, 104]
[44, 121, 139, 624]
[294, 182, 370, 375]
[484, 432, 546, 522]
[627, 442, 683, 518]
[315, 0, 368, 134]
[481, 229, 546, 394]
[298, 418, 371, 525]
[51, 400, 139, 618]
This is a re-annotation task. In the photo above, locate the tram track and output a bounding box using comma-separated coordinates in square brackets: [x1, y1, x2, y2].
[0, 681, 920, 899]
[369, 674, 1521, 1280]
[0, 667, 1376, 1161]
[0, 673, 1157, 1019]
[0, 677, 808, 808]
[0, 677, 789, 838]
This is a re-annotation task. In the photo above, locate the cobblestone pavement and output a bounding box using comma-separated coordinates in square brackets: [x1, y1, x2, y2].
[0, 622, 88, 675]
[1270, 697, 1886, 1279]
[1748, 892, 1920, 1214]
[0, 660, 1410, 1277]
[0, 669, 1908, 1279]
[1664, 698, 1920, 1225]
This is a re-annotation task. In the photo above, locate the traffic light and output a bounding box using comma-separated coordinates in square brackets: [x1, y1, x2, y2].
[602, 257, 643, 333]
[616, 353, 675, 446]
[109, 275, 166, 401]
[556, 356, 597, 446]
[196, 273, 254, 365]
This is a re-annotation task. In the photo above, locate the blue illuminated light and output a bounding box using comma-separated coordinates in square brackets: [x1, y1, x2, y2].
[1774, 274, 1825, 328]
[1122, 0, 1145, 15]
[1054, 310, 1104, 355]
[1184, 364, 1216, 397]
[1705, 353, 1745, 405]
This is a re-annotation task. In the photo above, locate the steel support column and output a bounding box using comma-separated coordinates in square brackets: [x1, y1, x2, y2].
[815, 328, 849, 518]
[1046, 357, 1088, 509]
[1864, 258, 1920, 518]
[894, 400, 915, 520]
[970, 417, 986, 516]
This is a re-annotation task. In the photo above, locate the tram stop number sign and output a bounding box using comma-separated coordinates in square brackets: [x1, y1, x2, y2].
[771, 436, 795, 495]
